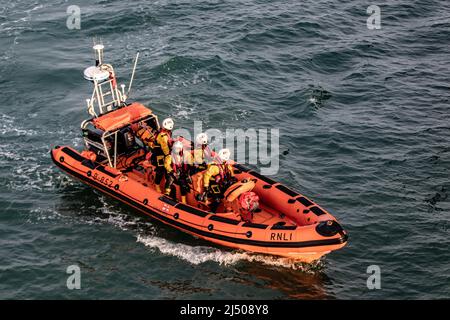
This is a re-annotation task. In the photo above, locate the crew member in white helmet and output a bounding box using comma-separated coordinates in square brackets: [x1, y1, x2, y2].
[152, 118, 174, 193]
[200, 148, 236, 212]
[164, 141, 194, 203]
[192, 132, 212, 173]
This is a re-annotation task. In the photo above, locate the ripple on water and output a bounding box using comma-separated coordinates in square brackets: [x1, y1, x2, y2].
[1, 0, 450, 299]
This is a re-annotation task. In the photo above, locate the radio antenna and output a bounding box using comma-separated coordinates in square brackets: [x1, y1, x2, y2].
[127, 52, 140, 98]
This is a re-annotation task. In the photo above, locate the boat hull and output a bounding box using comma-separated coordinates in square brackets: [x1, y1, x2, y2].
[51, 146, 348, 263]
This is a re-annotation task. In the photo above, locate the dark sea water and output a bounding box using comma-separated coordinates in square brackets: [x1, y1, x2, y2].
[1, 0, 449, 299]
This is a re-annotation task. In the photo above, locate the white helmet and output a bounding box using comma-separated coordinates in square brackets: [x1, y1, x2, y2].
[172, 141, 184, 153]
[162, 118, 174, 130]
[217, 148, 231, 162]
[195, 132, 208, 146]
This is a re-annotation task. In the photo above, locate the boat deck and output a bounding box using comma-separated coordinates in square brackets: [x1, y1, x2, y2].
[115, 154, 297, 227]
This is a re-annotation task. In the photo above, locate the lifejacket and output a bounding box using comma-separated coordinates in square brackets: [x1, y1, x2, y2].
[149, 129, 172, 167]
[220, 163, 233, 181]
[191, 146, 210, 175]
[153, 129, 172, 156]
[210, 162, 233, 186]
[194, 145, 212, 165]
[172, 151, 189, 174]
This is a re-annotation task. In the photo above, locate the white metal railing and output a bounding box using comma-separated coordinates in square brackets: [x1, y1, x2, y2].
[85, 65, 125, 116]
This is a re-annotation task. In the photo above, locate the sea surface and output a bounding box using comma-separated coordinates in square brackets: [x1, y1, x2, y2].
[0, 0, 449, 299]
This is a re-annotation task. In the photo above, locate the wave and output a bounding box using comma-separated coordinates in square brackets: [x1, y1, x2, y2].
[0, 113, 37, 137]
[171, 102, 196, 120]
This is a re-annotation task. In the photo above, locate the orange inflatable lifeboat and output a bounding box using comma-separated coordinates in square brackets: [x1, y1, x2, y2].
[51, 45, 348, 263]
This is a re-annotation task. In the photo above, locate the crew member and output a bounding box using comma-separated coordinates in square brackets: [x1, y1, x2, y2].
[192, 132, 212, 173]
[152, 118, 174, 193]
[164, 141, 193, 203]
[201, 148, 236, 213]
[131, 121, 157, 150]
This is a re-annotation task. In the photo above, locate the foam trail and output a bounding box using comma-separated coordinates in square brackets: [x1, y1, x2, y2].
[136, 234, 322, 271]
[95, 198, 322, 271]
[84, 197, 312, 269]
